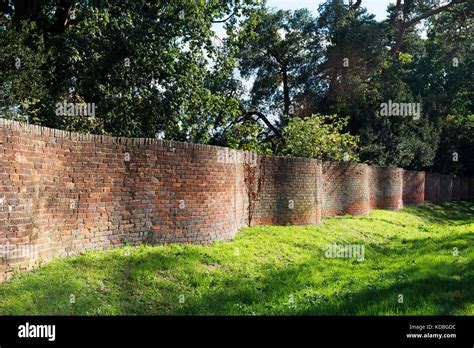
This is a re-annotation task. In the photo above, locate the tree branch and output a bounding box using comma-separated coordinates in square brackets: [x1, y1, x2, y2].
[390, 0, 466, 56]
[215, 110, 282, 143]
[390, 0, 405, 56]
[212, 12, 235, 23]
[47, 0, 76, 34]
[405, 0, 464, 28]
[268, 48, 283, 66]
[350, 0, 362, 10]
[244, 111, 282, 137]
[7, 0, 77, 34]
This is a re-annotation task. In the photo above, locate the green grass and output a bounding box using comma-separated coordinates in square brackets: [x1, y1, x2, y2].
[0, 201, 473, 315]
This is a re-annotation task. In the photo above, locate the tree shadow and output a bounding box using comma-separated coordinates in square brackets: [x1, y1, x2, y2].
[171, 227, 473, 315]
[402, 201, 474, 225]
[0, 202, 472, 315]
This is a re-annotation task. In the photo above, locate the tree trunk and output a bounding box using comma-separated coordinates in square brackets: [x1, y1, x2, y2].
[282, 68, 290, 116]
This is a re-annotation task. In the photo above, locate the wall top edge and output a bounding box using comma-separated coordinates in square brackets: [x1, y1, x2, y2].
[0, 117, 242, 153]
[0, 118, 471, 179]
[0, 118, 322, 165]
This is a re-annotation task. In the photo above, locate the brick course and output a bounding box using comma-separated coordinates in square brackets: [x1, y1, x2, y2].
[425, 172, 440, 202]
[0, 119, 473, 281]
[252, 157, 322, 226]
[439, 174, 453, 202]
[322, 162, 370, 217]
[402, 170, 425, 206]
[368, 166, 403, 210]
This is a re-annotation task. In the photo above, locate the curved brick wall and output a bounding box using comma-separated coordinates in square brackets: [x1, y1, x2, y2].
[141, 145, 248, 244]
[452, 176, 461, 200]
[253, 157, 322, 226]
[1, 119, 473, 281]
[402, 170, 425, 206]
[368, 166, 403, 210]
[0, 120, 250, 280]
[425, 173, 474, 203]
[322, 162, 370, 217]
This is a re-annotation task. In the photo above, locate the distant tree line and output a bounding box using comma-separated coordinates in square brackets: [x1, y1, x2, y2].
[0, 0, 472, 175]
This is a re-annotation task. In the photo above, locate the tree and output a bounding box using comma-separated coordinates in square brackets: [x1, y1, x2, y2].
[0, 0, 262, 140]
[0, 20, 50, 122]
[414, 7, 474, 175]
[1, 0, 472, 176]
[280, 114, 360, 161]
[238, 8, 321, 124]
[316, 0, 385, 119]
[388, 0, 470, 57]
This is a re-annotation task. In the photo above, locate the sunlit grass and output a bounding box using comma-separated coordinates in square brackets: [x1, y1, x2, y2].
[0, 201, 472, 315]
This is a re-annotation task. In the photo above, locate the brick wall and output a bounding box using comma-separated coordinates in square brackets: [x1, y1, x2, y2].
[252, 157, 322, 226]
[469, 177, 474, 199]
[425, 172, 440, 202]
[460, 177, 470, 201]
[0, 120, 250, 281]
[0, 119, 473, 281]
[321, 162, 370, 217]
[368, 166, 403, 210]
[439, 174, 453, 202]
[402, 170, 425, 206]
[452, 176, 461, 200]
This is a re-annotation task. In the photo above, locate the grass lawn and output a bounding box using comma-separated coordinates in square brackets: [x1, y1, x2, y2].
[0, 201, 473, 315]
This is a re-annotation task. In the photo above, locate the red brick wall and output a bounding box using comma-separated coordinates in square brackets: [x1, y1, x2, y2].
[469, 177, 474, 199]
[368, 166, 403, 210]
[402, 170, 425, 206]
[252, 157, 322, 226]
[425, 173, 473, 203]
[452, 176, 461, 200]
[321, 162, 370, 217]
[0, 119, 473, 281]
[0, 120, 249, 281]
[425, 172, 440, 202]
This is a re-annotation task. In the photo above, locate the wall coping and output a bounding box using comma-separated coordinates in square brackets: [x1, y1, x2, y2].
[0, 118, 322, 165]
[0, 118, 469, 176]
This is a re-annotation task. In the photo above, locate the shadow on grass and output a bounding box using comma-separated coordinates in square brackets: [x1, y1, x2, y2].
[369, 231, 474, 258]
[168, 203, 474, 315]
[0, 201, 472, 315]
[402, 201, 474, 225]
[185, 243, 473, 316]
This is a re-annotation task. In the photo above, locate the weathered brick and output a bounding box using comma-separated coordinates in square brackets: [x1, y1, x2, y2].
[0, 119, 472, 281]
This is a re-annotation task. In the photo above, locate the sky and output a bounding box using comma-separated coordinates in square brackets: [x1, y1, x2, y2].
[213, 1, 395, 39]
[267, 0, 393, 20]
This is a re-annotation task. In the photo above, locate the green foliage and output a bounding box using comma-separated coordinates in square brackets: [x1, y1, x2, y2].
[238, 8, 321, 121]
[1, 0, 472, 174]
[314, 1, 441, 170]
[225, 119, 273, 155]
[398, 52, 413, 65]
[280, 114, 360, 161]
[434, 113, 474, 175]
[412, 8, 474, 175]
[0, 21, 50, 122]
[0, 0, 262, 141]
[0, 201, 472, 315]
